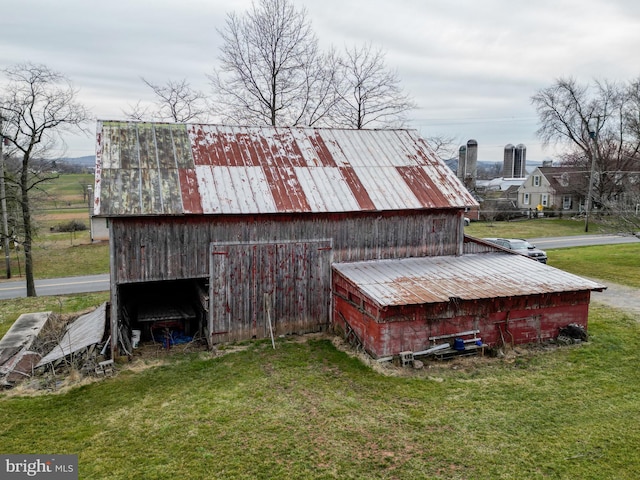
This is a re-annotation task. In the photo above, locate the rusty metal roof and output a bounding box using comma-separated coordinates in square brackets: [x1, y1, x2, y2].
[333, 254, 606, 307]
[94, 121, 478, 216]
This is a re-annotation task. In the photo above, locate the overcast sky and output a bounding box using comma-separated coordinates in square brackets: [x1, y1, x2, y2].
[1, 0, 639, 162]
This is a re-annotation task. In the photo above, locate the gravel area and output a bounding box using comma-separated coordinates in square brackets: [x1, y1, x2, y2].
[589, 279, 640, 319]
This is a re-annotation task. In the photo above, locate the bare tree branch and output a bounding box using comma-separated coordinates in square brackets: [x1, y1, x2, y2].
[333, 43, 416, 129]
[124, 78, 209, 122]
[209, 0, 332, 127]
[532, 77, 640, 233]
[0, 62, 90, 296]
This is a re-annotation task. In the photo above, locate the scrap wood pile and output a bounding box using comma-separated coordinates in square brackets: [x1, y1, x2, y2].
[0, 303, 110, 389]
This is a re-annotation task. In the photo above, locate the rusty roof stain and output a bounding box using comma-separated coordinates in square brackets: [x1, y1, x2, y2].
[333, 254, 607, 308]
[94, 121, 478, 216]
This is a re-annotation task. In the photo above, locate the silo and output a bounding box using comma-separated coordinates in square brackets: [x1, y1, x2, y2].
[503, 144, 515, 178]
[514, 144, 526, 178]
[457, 145, 467, 181]
[466, 139, 478, 187]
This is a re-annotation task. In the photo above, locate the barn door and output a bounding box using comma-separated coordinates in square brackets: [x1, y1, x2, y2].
[209, 240, 332, 345]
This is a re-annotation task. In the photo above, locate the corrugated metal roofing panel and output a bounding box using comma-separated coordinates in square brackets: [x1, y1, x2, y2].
[294, 167, 361, 212]
[332, 254, 606, 308]
[95, 121, 478, 216]
[37, 303, 107, 367]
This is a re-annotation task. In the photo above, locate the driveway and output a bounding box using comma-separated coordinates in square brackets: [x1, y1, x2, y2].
[590, 280, 640, 319]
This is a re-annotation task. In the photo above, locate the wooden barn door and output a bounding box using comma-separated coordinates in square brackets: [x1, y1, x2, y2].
[209, 240, 332, 345]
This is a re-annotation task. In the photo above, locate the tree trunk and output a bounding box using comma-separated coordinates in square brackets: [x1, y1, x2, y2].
[20, 158, 36, 297]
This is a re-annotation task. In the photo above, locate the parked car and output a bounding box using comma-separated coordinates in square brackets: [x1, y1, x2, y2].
[482, 238, 547, 263]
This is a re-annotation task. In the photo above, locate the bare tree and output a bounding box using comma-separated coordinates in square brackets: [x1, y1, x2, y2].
[0, 63, 89, 296]
[210, 0, 332, 127]
[333, 43, 416, 129]
[124, 78, 209, 122]
[123, 99, 154, 122]
[425, 134, 459, 160]
[532, 77, 640, 231]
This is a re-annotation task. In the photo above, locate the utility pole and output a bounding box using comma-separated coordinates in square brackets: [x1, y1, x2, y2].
[0, 117, 11, 278]
[585, 116, 599, 233]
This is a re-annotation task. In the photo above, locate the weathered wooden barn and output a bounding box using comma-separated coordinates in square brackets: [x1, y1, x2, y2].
[94, 121, 604, 358]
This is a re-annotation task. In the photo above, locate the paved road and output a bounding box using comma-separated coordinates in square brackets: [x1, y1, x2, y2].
[529, 234, 640, 250]
[0, 274, 109, 300]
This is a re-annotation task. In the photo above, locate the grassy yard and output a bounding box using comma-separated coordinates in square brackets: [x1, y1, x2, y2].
[464, 217, 607, 239]
[0, 292, 110, 340]
[0, 306, 638, 479]
[550, 244, 640, 288]
[0, 171, 108, 280]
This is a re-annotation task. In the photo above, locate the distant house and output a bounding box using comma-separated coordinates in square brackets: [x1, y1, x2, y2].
[517, 166, 587, 215]
[477, 177, 525, 193]
[93, 121, 604, 359]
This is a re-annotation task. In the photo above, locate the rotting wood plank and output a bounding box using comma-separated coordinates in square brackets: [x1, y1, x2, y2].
[109, 211, 460, 284]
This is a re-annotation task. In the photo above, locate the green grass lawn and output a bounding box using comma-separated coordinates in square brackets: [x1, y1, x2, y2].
[464, 217, 607, 239]
[549, 244, 640, 288]
[0, 292, 110, 339]
[40, 173, 94, 206]
[0, 306, 638, 479]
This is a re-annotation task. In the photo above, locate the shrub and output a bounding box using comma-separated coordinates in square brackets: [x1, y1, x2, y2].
[52, 220, 87, 233]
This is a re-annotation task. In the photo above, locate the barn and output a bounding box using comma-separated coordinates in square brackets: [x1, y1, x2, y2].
[93, 121, 604, 358]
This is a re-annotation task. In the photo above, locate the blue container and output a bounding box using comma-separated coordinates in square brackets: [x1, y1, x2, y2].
[453, 338, 465, 351]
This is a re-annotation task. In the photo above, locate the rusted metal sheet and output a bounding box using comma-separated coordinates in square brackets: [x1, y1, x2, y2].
[95, 121, 478, 217]
[37, 303, 107, 367]
[332, 254, 606, 308]
[0, 312, 51, 384]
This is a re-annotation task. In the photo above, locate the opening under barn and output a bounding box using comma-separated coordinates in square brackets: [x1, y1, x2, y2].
[117, 279, 208, 350]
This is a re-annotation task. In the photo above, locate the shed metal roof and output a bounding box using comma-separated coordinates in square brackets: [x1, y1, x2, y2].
[332, 254, 606, 307]
[94, 121, 478, 216]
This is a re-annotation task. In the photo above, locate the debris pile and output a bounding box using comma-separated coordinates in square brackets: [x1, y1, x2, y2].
[557, 323, 588, 345]
[0, 303, 110, 389]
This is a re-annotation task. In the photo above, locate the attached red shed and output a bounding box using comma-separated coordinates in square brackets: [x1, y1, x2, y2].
[332, 252, 606, 358]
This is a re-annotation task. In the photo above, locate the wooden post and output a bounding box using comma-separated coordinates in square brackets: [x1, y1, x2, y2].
[264, 293, 275, 349]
